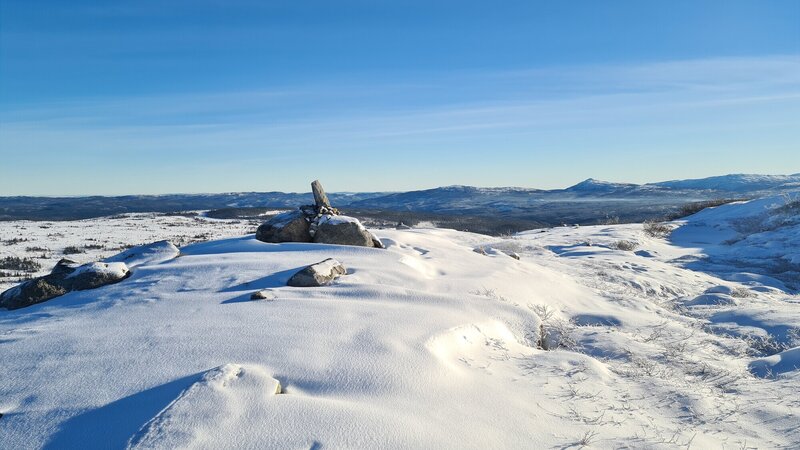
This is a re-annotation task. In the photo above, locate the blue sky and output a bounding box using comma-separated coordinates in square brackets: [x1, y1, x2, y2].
[1, 0, 798, 195]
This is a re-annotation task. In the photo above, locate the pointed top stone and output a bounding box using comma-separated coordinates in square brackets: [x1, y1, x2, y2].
[311, 180, 331, 209]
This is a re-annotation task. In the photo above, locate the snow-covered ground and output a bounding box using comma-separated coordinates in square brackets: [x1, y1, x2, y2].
[0, 213, 260, 292]
[1, 195, 799, 449]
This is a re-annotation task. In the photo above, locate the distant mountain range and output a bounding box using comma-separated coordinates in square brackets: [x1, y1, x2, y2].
[346, 173, 800, 214]
[1, 173, 798, 222]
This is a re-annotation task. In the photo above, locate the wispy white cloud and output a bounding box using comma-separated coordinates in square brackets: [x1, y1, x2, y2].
[1, 55, 799, 194]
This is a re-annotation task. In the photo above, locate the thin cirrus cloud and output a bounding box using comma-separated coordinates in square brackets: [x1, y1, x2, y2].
[1, 55, 799, 195]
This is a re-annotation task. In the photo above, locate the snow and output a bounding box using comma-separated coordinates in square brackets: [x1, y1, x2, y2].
[105, 241, 180, 269]
[653, 173, 800, 192]
[0, 194, 799, 448]
[750, 347, 800, 378]
[65, 261, 129, 279]
[0, 212, 256, 292]
[316, 214, 364, 228]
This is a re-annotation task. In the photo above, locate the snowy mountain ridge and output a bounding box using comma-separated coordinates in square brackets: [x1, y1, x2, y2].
[3, 173, 799, 221]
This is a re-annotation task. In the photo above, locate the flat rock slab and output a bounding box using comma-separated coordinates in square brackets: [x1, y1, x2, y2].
[287, 258, 347, 287]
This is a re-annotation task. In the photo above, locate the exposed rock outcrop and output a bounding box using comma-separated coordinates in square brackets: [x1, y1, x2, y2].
[287, 258, 347, 287]
[313, 215, 382, 247]
[255, 180, 383, 248]
[0, 258, 130, 310]
[256, 210, 312, 243]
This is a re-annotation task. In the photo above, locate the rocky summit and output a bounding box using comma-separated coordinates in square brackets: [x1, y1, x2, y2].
[255, 180, 383, 248]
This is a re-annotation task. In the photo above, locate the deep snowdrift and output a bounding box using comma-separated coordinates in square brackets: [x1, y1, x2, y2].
[1, 194, 799, 449]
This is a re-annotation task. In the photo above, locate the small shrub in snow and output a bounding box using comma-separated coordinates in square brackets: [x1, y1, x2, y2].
[62, 246, 84, 255]
[778, 199, 800, 213]
[667, 198, 746, 220]
[613, 240, 638, 251]
[643, 221, 672, 238]
[0, 256, 41, 273]
[577, 430, 598, 447]
[776, 193, 800, 213]
[528, 303, 555, 322]
[2, 237, 28, 245]
[472, 287, 514, 304]
[602, 215, 620, 225]
[539, 318, 576, 350]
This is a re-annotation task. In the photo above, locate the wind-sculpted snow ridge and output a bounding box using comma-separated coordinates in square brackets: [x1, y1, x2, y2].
[1, 194, 799, 448]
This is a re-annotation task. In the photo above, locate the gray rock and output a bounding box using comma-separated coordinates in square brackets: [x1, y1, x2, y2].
[256, 209, 312, 243]
[311, 179, 332, 208]
[313, 215, 381, 248]
[287, 258, 347, 287]
[51, 258, 81, 276]
[370, 233, 386, 249]
[0, 278, 67, 310]
[67, 262, 131, 291]
[0, 259, 130, 310]
[250, 289, 277, 300]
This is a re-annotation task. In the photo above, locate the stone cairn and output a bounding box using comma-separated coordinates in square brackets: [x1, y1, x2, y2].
[255, 180, 384, 248]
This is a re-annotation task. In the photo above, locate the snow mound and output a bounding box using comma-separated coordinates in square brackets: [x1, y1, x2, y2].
[129, 364, 281, 449]
[750, 347, 800, 378]
[105, 240, 180, 268]
[426, 318, 542, 373]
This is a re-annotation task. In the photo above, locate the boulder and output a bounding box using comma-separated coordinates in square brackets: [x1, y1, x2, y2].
[0, 279, 67, 310]
[287, 258, 347, 287]
[313, 215, 382, 248]
[254, 181, 383, 248]
[0, 259, 130, 310]
[311, 179, 332, 208]
[255, 210, 312, 243]
[66, 262, 130, 291]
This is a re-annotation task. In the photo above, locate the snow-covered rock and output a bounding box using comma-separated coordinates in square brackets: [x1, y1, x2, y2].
[65, 262, 130, 291]
[286, 258, 347, 287]
[0, 259, 130, 310]
[255, 209, 312, 243]
[313, 215, 383, 248]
